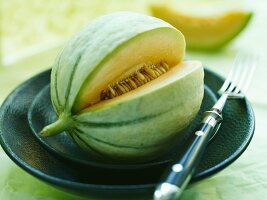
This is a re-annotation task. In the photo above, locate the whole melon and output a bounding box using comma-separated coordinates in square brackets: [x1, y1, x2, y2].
[40, 12, 204, 162]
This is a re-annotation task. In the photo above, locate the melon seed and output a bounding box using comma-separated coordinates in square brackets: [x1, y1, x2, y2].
[100, 62, 169, 100]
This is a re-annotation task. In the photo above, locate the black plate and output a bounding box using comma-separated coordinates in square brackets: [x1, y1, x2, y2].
[27, 84, 217, 170]
[0, 69, 255, 199]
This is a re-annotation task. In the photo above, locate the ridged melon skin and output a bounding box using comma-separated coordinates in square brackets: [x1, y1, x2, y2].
[51, 12, 184, 114]
[72, 62, 204, 161]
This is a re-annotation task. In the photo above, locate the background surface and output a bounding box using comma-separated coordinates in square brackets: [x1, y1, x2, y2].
[1, 0, 267, 199]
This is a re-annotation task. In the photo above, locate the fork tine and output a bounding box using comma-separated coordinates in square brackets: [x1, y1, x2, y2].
[240, 54, 258, 93]
[233, 55, 251, 94]
[218, 54, 241, 94]
[226, 53, 244, 93]
[218, 52, 257, 99]
[214, 52, 256, 111]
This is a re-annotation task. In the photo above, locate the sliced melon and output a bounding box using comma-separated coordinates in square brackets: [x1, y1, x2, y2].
[41, 12, 204, 162]
[150, 5, 252, 50]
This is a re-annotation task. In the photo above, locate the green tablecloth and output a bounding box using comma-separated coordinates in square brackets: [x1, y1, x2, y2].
[1, 1, 267, 200]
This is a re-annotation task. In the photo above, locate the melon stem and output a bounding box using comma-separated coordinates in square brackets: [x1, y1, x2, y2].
[40, 115, 73, 137]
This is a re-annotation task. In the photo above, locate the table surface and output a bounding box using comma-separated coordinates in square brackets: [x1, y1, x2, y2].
[1, 1, 267, 200]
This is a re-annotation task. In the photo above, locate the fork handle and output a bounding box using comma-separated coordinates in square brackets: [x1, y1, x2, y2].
[154, 109, 223, 200]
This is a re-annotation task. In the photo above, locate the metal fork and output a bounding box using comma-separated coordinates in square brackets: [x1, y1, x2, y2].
[154, 53, 257, 200]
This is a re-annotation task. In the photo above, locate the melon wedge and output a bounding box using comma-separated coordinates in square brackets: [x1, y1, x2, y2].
[150, 5, 252, 50]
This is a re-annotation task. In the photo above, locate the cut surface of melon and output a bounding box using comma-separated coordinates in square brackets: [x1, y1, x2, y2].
[79, 60, 202, 114]
[72, 27, 185, 112]
[150, 5, 252, 50]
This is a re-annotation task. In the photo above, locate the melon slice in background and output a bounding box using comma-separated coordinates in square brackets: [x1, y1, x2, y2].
[150, 4, 252, 51]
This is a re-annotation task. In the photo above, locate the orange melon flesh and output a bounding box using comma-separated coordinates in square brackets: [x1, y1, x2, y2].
[79, 60, 203, 114]
[72, 27, 185, 113]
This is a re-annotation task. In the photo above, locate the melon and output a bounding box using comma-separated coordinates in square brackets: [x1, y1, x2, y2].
[40, 12, 204, 162]
[150, 5, 252, 50]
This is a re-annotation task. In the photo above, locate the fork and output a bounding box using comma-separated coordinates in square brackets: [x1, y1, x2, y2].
[154, 53, 257, 200]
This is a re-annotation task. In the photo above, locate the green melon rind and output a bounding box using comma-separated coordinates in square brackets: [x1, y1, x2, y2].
[74, 128, 184, 162]
[50, 49, 63, 114]
[50, 12, 181, 115]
